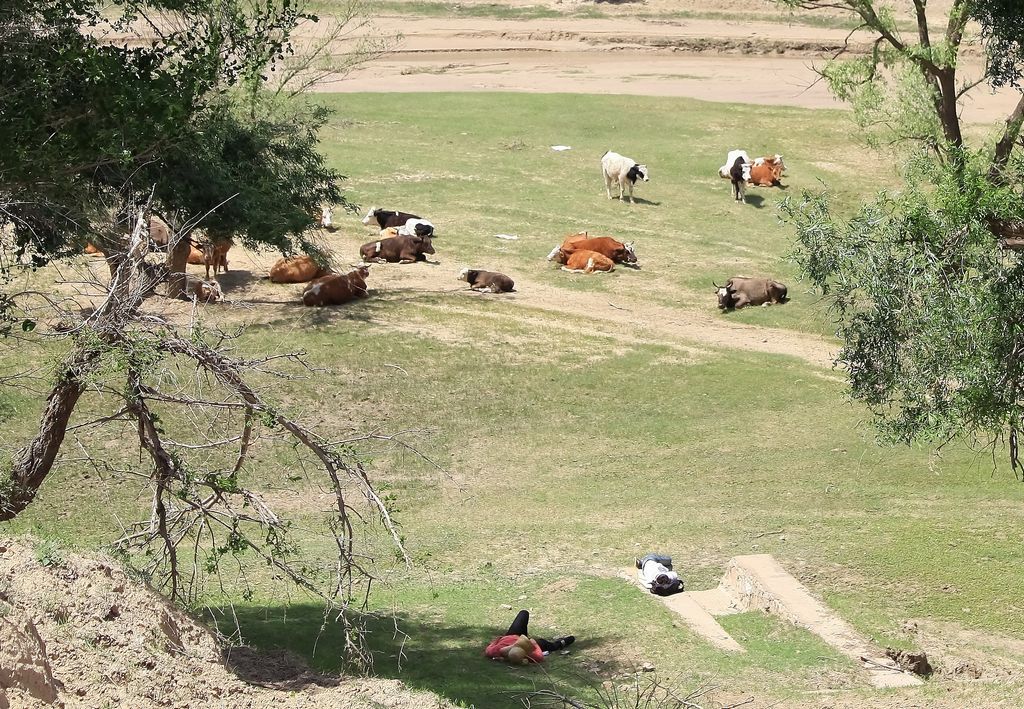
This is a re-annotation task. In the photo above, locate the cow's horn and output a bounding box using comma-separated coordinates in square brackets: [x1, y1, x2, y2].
[712, 281, 723, 289]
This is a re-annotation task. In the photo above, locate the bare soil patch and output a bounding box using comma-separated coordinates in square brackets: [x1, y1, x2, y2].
[310, 7, 1019, 124]
[0, 538, 453, 708]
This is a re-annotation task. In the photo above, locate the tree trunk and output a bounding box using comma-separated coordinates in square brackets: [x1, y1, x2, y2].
[936, 69, 964, 150]
[991, 93, 1024, 181]
[166, 233, 191, 299]
[0, 350, 95, 521]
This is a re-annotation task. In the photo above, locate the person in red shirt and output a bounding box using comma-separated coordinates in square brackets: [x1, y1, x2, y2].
[485, 610, 575, 664]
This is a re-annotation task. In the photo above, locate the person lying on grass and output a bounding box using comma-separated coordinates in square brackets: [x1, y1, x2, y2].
[485, 610, 575, 665]
[636, 554, 684, 596]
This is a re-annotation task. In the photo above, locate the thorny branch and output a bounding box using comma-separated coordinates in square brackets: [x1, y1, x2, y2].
[0, 193, 421, 668]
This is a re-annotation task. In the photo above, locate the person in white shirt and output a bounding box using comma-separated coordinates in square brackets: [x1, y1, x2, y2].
[636, 554, 684, 596]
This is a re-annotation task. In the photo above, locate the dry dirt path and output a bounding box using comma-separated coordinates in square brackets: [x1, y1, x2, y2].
[216, 248, 838, 371]
[315, 12, 1020, 123]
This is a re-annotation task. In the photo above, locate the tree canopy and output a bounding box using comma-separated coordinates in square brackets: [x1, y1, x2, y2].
[0, 0, 344, 263]
[0, 0, 397, 664]
[777, 0, 1024, 467]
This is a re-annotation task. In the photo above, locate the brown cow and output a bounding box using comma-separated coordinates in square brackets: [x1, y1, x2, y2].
[301, 265, 370, 306]
[552, 249, 615, 274]
[714, 277, 788, 310]
[84, 243, 104, 257]
[548, 232, 638, 266]
[184, 276, 223, 303]
[269, 255, 332, 284]
[201, 237, 232, 278]
[747, 155, 785, 187]
[458, 268, 515, 293]
[149, 215, 170, 246]
[187, 245, 206, 265]
[359, 234, 435, 264]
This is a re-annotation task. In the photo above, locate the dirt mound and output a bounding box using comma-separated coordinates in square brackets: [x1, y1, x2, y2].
[0, 538, 453, 709]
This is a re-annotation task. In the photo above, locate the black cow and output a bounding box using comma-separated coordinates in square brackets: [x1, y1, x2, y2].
[459, 268, 515, 293]
[361, 207, 421, 230]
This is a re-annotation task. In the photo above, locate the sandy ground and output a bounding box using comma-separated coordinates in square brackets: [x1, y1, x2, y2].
[316, 9, 1022, 123]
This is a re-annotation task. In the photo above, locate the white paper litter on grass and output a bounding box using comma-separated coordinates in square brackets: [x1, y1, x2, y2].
[495, 234, 519, 240]
[550, 145, 572, 151]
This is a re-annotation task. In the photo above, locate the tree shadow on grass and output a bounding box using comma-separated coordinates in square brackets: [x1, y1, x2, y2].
[243, 288, 462, 333]
[212, 604, 616, 708]
[217, 268, 261, 294]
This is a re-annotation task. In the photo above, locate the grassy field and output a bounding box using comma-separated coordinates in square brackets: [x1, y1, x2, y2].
[4, 93, 1024, 707]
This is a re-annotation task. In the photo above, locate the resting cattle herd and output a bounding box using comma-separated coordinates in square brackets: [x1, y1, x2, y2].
[362, 207, 421, 231]
[360, 234, 435, 264]
[714, 277, 788, 310]
[601, 151, 649, 203]
[269, 255, 332, 284]
[459, 268, 515, 293]
[548, 232, 638, 266]
[302, 265, 370, 307]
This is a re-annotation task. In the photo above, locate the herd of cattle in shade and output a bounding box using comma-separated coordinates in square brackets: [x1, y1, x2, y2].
[89, 149, 790, 310]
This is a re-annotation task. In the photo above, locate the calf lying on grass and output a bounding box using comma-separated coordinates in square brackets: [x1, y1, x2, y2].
[269, 255, 332, 284]
[714, 277, 788, 310]
[549, 232, 638, 267]
[459, 268, 515, 293]
[185, 277, 223, 303]
[302, 265, 370, 306]
[551, 248, 615, 273]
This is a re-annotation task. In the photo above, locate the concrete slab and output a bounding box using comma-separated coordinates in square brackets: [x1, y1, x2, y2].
[719, 554, 922, 688]
[623, 569, 745, 653]
[625, 555, 923, 688]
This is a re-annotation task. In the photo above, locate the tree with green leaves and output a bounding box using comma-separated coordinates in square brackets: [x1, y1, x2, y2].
[0, 0, 405, 665]
[777, 1, 1024, 469]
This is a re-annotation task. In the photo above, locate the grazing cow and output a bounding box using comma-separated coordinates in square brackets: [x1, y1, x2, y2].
[269, 255, 332, 284]
[729, 156, 747, 203]
[361, 207, 421, 230]
[551, 248, 616, 273]
[459, 268, 515, 293]
[184, 276, 223, 303]
[359, 234, 435, 264]
[748, 155, 786, 187]
[601, 151, 649, 203]
[718, 149, 751, 179]
[201, 237, 232, 279]
[396, 218, 435, 238]
[714, 277, 788, 310]
[302, 265, 370, 307]
[547, 232, 638, 266]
